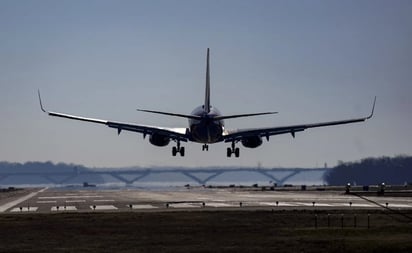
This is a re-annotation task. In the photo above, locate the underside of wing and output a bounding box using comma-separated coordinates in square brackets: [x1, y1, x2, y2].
[224, 97, 376, 143]
[223, 116, 372, 143]
[49, 110, 188, 142]
[107, 121, 188, 142]
[38, 90, 189, 142]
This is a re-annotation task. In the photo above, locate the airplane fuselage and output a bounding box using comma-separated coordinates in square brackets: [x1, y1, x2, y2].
[188, 105, 224, 143]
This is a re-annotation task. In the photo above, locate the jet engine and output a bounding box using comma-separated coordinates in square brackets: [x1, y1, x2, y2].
[241, 136, 263, 148]
[149, 133, 170, 147]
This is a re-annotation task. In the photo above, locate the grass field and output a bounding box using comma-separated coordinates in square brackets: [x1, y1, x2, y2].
[1, 209, 412, 252]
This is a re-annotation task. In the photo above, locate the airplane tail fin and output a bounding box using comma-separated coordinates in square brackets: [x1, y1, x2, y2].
[136, 49, 278, 121]
[204, 48, 211, 113]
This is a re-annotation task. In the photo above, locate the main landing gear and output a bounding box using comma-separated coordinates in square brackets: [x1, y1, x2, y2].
[227, 141, 240, 158]
[172, 141, 185, 157]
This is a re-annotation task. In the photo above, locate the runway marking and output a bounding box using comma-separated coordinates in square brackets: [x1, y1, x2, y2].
[331, 203, 352, 207]
[276, 202, 298, 207]
[239, 194, 279, 198]
[90, 205, 118, 210]
[10, 207, 39, 212]
[38, 195, 103, 199]
[259, 202, 296, 207]
[51, 206, 77, 211]
[206, 202, 238, 207]
[259, 202, 278, 206]
[128, 204, 158, 209]
[383, 204, 412, 208]
[170, 203, 202, 208]
[37, 201, 57, 204]
[66, 200, 86, 203]
[311, 203, 333, 207]
[93, 199, 115, 202]
[293, 202, 316, 206]
[350, 203, 374, 207]
[260, 202, 334, 207]
[0, 188, 47, 212]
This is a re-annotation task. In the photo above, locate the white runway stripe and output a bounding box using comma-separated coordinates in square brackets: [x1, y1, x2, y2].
[0, 188, 47, 212]
[259, 202, 294, 206]
[39, 195, 102, 199]
[93, 199, 115, 202]
[10, 207, 38, 212]
[90, 205, 118, 210]
[276, 202, 298, 207]
[51, 206, 77, 211]
[383, 204, 412, 208]
[293, 202, 316, 206]
[312, 203, 333, 207]
[350, 203, 374, 207]
[128, 204, 158, 209]
[206, 202, 238, 207]
[170, 203, 202, 208]
[66, 200, 86, 203]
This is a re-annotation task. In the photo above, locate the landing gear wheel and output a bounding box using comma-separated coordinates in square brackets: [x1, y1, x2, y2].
[202, 144, 209, 151]
[227, 141, 240, 158]
[227, 147, 232, 157]
[234, 148, 240, 158]
[172, 140, 185, 157]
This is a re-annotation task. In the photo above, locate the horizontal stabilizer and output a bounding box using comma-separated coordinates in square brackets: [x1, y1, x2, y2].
[137, 109, 202, 120]
[214, 111, 278, 121]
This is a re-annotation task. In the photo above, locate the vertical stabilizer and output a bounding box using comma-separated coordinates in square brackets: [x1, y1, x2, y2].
[204, 48, 211, 113]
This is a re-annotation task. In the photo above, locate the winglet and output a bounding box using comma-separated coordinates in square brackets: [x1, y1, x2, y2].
[38, 89, 47, 113]
[367, 96, 376, 119]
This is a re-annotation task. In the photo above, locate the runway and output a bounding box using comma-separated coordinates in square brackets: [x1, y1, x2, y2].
[1, 187, 412, 213]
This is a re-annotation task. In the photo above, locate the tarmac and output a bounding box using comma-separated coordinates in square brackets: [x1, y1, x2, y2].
[1, 186, 412, 214]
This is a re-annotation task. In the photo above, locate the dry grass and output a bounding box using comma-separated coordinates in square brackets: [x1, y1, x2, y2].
[1, 209, 412, 253]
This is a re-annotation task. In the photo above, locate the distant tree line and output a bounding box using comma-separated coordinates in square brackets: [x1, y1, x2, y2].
[323, 155, 412, 185]
[0, 161, 88, 173]
[0, 161, 107, 185]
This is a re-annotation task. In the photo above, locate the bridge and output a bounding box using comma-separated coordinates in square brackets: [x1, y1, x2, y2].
[0, 167, 328, 186]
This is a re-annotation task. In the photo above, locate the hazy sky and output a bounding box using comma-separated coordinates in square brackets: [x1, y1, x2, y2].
[1, 0, 411, 168]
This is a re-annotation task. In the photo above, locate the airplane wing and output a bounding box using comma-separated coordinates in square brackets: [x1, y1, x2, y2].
[223, 97, 376, 143]
[38, 91, 188, 142]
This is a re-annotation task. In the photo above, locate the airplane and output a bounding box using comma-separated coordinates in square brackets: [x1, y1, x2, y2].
[38, 48, 376, 158]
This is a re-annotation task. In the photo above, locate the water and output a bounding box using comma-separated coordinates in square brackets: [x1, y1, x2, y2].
[0, 170, 326, 189]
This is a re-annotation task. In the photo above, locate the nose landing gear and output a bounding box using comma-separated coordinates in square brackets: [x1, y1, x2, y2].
[202, 144, 209, 151]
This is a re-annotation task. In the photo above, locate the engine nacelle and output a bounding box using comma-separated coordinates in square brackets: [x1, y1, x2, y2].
[149, 133, 170, 147]
[241, 136, 263, 148]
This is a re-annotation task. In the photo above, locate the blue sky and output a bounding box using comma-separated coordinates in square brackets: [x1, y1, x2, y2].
[1, 0, 411, 168]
